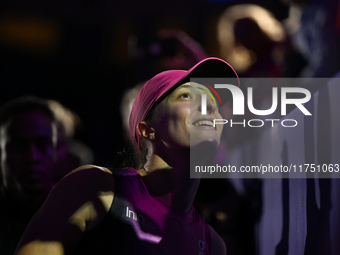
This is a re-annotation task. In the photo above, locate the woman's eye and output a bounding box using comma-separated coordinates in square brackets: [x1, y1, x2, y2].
[179, 93, 190, 99]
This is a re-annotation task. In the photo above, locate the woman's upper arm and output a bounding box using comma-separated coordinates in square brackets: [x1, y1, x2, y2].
[15, 165, 115, 255]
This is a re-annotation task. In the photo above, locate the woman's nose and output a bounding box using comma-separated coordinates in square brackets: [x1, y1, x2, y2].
[200, 94, 217, 115]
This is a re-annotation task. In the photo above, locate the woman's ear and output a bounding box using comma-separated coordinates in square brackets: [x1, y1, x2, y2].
[137, 122, 157, 141]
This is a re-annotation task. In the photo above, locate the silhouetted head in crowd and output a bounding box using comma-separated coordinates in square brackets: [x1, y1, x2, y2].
[0, 96, 57, 205]
[217, 4, 285, 75]
[233, 18, 273, 54]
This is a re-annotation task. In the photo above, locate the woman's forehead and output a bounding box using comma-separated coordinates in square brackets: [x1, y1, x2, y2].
[158, 82, 211, 105]
[173, 82, 208, 91]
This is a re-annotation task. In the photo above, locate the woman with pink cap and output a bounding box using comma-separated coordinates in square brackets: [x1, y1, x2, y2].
[15, 57, 238, 255]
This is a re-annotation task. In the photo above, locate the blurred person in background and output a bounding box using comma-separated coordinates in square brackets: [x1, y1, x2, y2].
[216, 4, 293, 146]
[217, 4, 286, 78]
[47, 100, 94, 183]
[0, 96, 57, 255]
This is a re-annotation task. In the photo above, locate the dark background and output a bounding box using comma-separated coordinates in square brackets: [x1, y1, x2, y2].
[0, 0, 289, 165]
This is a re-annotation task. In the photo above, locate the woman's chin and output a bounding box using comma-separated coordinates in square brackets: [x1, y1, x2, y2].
[189, 139, 220, 163]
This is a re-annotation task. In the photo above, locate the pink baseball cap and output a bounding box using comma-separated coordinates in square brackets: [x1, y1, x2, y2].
[129, 57, 239, 150]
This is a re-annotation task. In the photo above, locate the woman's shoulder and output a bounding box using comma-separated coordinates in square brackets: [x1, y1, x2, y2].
[67, 164, 139, 176]
[56, 164, 116, 202]
[67, 164, 113, 176]
[49, 165, 116, 231]
[54, 164, 115, 195]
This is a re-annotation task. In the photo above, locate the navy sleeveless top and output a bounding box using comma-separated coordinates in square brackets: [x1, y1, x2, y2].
[73, 167, 212, 254]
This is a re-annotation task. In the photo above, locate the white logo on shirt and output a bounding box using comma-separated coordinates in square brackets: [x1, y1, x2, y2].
[125, 206, 156, 229]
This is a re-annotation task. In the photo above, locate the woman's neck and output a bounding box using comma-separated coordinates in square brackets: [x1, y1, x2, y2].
[138, 152, 199, 213]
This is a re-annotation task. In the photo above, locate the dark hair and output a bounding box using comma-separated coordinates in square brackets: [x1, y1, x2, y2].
[129, 83, 178, 169]
[0, 96, 56, 128]
[117, 105, 159, 170]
